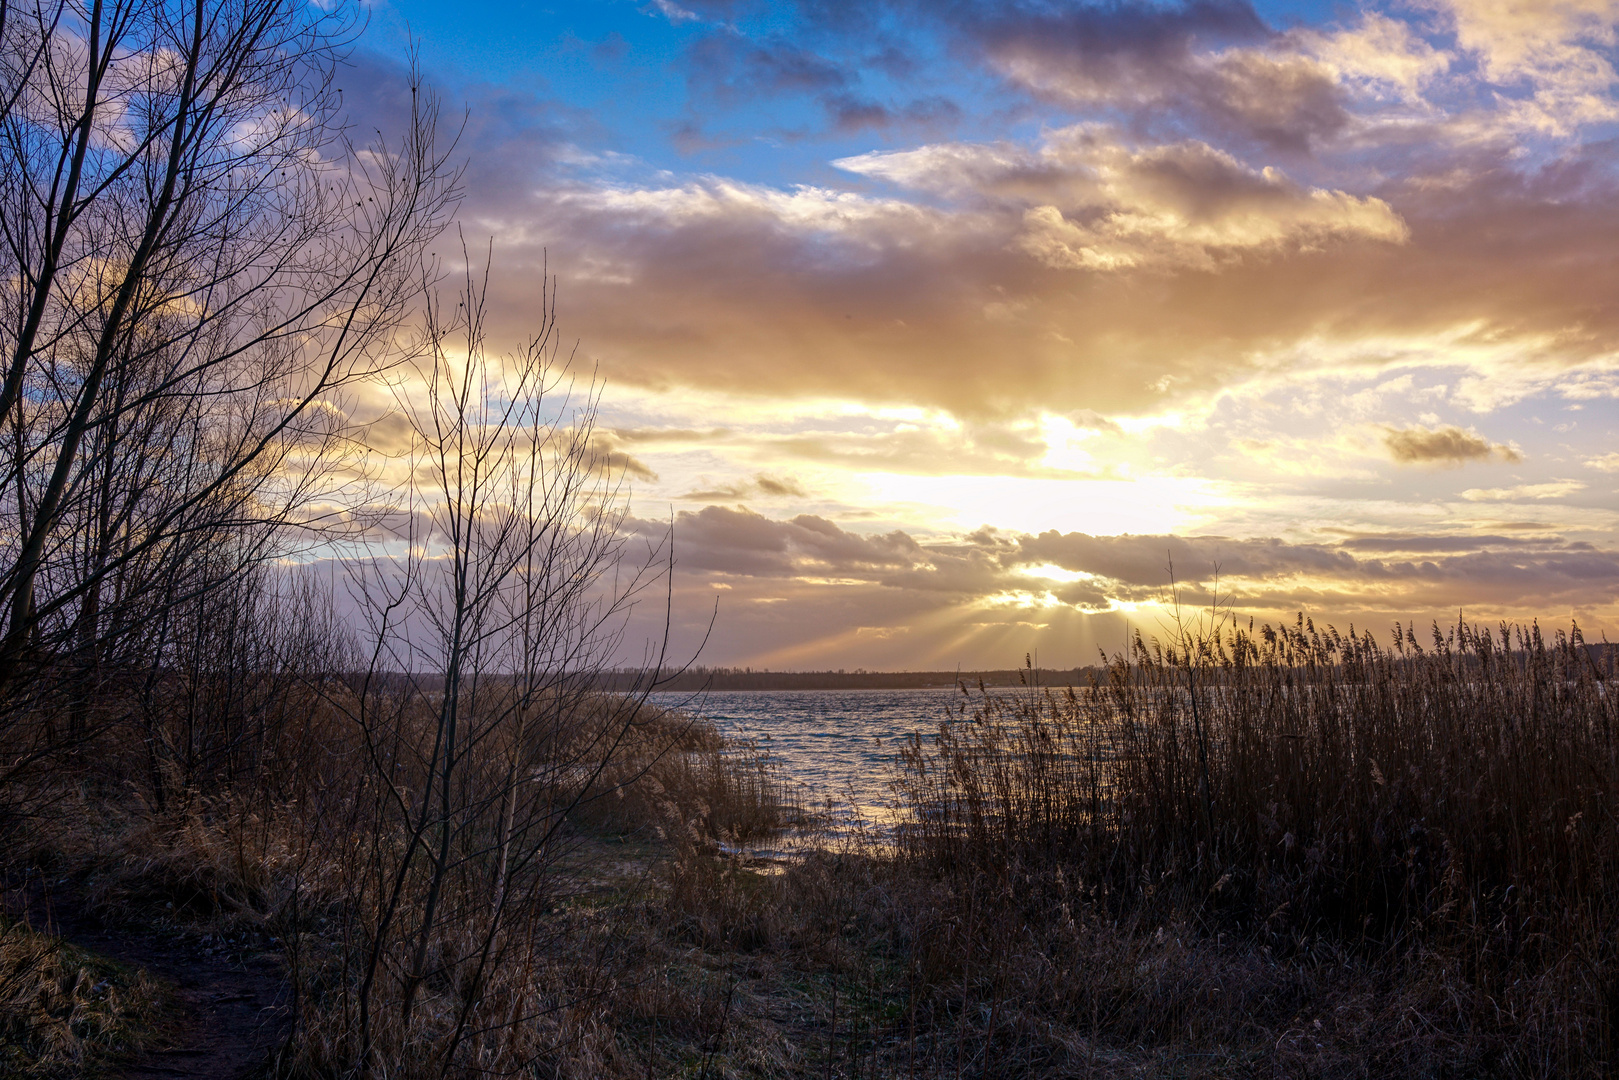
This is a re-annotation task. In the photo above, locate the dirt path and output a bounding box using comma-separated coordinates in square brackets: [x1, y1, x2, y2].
[8, 877, 291, 1079]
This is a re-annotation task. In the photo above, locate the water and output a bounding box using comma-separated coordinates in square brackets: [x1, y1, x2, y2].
[647, 687, 966, 825]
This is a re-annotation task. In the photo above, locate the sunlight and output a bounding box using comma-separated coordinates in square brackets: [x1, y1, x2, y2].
[861, 473, 1227, 536]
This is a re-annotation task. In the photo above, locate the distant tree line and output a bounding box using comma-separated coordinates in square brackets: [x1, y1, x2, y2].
[595, 640, 1619, 693]
[592, 666, 1106, 692]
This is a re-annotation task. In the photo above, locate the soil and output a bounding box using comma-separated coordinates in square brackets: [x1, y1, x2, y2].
[6, 875, 291, 1080]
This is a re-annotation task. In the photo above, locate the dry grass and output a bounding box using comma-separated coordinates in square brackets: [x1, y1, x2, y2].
[570, 617, 1619, 1078]
[0, 917, 168, 1079]
[860, 616, 1619, 1077]
[266, 691, 799, 1077]
[576, 708, 802, 846]
[2, 674, 796, 1077]
[7, 616, 1615, 1078]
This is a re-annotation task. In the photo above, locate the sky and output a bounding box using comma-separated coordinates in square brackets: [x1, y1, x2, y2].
[343, 0, 1619, 670]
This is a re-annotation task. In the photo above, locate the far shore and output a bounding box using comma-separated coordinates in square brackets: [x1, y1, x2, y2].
[610, 666, 1102, 692]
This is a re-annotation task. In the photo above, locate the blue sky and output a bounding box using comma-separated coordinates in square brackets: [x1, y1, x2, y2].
[371, 0, 1412, 185]
[345, 0, 1619, 668]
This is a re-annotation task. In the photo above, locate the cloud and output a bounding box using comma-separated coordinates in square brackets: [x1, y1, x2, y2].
[357, 410, 417, 455]
[590, 445, 660, 483]
[949, 3, 1450, 152]
[840, 127, 1409, 273]
[1460, 480, 1587, 501]
[404, 11, 1619, 426]
[1021, 149, 1406, 272]
[559, 175, 932, 240]
[604, 418, 1085, 480]
[308, 14, 1619, 671]
[1009, 530, 1358, 588]
[1336, 531, 1575, 553]
[620, 509, 1619, 665]
[1066, 409, 1124, 434]
[933, 0, 1610, 148]
[686, 33, 850, 99]
[647, 0, 699, 24]
[823, 93, 964, 134]
[678, 473, 808, 501]
[1586, 451, 1619, 472]
[608, 426, 731, 445]
[473, 144, 1619, 420]
[661, 505, 925, 577]
[957, 0, 1272, 112]
[653, 509, 1619, 610]
[1300, 12, 1451, 104]
[1439, 0, 1619, 135]
[365, 0, 1619, 453]
[766, 421, 1091, 478]
[992, 39, 1352, 153]
[1382, 424, 1520, 465]
[345, 409, 659, 482]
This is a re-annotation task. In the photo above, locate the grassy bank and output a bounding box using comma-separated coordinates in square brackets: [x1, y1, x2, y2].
[3, 618, 1616, 1077]
[1, 688, 799, 1077]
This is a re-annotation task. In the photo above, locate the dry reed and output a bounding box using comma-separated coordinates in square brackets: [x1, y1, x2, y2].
[876, 617, 1619, 1075]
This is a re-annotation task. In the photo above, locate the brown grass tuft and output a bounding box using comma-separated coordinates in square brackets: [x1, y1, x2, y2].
[0, 918, 167, 1078]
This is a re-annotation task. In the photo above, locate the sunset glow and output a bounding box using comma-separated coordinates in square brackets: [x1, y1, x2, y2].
[353, 0, 1619, 668]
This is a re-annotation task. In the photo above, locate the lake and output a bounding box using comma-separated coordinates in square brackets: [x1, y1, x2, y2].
[647, 686, 969, 827]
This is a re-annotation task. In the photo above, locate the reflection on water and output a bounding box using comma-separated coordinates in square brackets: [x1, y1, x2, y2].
[648, 687, 967, 843]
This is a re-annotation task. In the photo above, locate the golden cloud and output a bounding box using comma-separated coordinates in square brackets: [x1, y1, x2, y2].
[1382, 424, 1520, 466]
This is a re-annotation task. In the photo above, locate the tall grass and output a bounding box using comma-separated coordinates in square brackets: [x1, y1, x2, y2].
[2, 660, 795, 1076]
[890, 617, 1619, 1074]
[13, 612, 1617, 1077]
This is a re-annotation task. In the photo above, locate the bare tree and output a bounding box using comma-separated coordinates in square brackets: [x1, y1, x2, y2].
[325, 252, 675, 1071]
[0, 0, 460, 719]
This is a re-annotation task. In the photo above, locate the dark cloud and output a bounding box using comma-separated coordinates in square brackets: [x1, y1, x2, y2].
[593, 32, 630, 65]
[678, 473, 808, 500]
[923, 0, 1359, 152]
[866, 43, 918, 79]
[826, 94, 892, 133]
[756, 474, 807, 496]
[647, 510, 1619, 614]
[682, 25, 961, 138]
[610, 427, 731, 444]
[687, 33, 851, 99]
[902, 96, 964, 126]
[963, 0, 1269, 75]
[357, 410, 417, 455]
[1384, 425, 1520, 466]
[610, 509, 1619, 666]
[664, 506, 923, 576]
[1010, 531, 1357, 586]
[1187, 50, 1350, 153]
[824, 93, 963, 134]
[1338, 533, 1574, 554]
[348, 411, 658, 483]
[1066, 409, 1123, 433]
[666, 120, 748, 155]
[587, 436, 659, 482]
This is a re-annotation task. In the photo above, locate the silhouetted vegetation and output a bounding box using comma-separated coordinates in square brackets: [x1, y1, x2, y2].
[873, 616, 1619, 1075]
[594, 667, 1103, 692]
